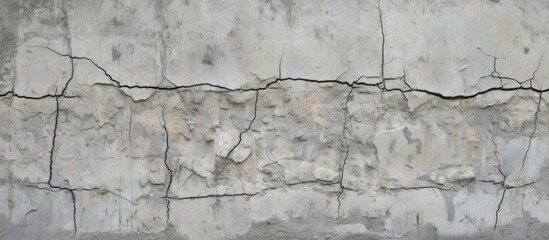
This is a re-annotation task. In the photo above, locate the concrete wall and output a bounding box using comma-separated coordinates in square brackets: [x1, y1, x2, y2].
[1, 0, 549, 239]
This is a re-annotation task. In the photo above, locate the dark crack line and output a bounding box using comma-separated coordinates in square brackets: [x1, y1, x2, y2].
[286, 180, 339, 187]
[225, 91, 259, 160]
[26, 182, 136, 204]
[25, 185, 80, 236]
[47, 53, 76, 185]
[1, 53, 76, 100]
[165, 181, 340, 201]
[0, 91, 78, 99]
[161, 109, 173, 230]
[119, 82, 233, 91]
[70, 190, 77, 236]
[492, 135, 539, 230]
[26, 184, 79, 235]
[485, 56, 528, 88]
[48, 96, 60, 184]
[15, 43, 548, 229]
[28, 45, 549, 104]
[5, 15, 545, 239]
[27, 183, 85, 236]
[60, 57, 75, 95]
[25, 48, 376, 95]
[165, 199, 170, 231]
[402, 68, 412, 91]
[26, 183, 94, 192]
[492, 56, 498, 77]
[337, 86, 354, 217]
[24, 54, 122, 236]
[491, 136, 537, 230]
[34, 46, 121, 86]
[381, 84, 549, 100]
[106, 77, 358, 93]
[506, 181, 536, 190]
[494, 188, 506, 230]
[520, 92, 542, 173]
[166, 191, 259, 200]
[161, 110, 173, 197]
[33, 45, 549, 224]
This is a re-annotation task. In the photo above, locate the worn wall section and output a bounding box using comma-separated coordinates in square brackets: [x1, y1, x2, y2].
[1, 0, 549, 239]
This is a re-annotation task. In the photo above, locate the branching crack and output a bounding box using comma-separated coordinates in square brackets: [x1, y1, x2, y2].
[336, 3, 384, 215]
[47, 55, 75, 186]
[6, 38, 545, 234]
[492, 133, 507, 231]
[13, 45, 548, 105]
[26, 179, 138, 236]
[492, 132, 538, 230]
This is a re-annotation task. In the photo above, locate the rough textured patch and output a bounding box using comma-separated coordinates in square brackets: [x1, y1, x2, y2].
[2, 0, 549, 239]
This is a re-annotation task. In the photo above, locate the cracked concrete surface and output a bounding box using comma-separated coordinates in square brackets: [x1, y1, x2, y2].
[2, 0, 549, 239]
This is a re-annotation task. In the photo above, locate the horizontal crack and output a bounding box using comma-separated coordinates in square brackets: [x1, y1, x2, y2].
[12, 44, 546, 233]
[165, 181, 340, 201]
[380, 185, 452, 192]
[0, 91, 78, 99]
[24, 182, 136, 204]
[24, 46, 548, 104]
[165, 191, 260, 200]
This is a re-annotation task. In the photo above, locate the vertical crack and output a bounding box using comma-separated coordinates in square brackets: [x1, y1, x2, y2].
[161, 110, 172, 197]
[494, 188, 506, 230]
[492, 134, 507, 230]
[492, 135, 507, 186]
[48, 57, 74, 185]
[378, 1, 386, 84]
[492, 130, 538, 230]
[161, 109, 172, 230]
[165, 200, 170, 231]
[492, 56, 498, 76]
[520, 92, 542, 173]
[70, 190, 77, 236]
[487, 57, 544, 230]
[337, 85, 355, 216]
[48, 97, 60, 184]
